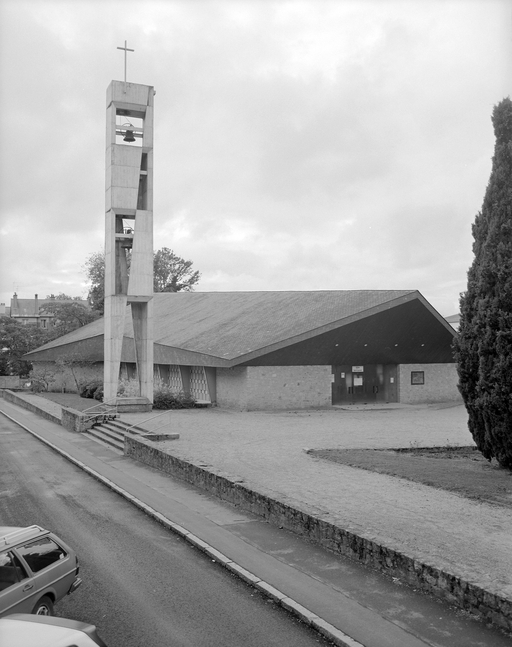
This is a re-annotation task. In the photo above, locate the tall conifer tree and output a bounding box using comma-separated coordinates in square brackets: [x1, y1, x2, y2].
[454, 97, 512, 469]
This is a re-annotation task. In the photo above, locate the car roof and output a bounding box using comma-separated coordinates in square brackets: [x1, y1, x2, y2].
[0, 526, 48, 549]
[0, 614, 105, 647]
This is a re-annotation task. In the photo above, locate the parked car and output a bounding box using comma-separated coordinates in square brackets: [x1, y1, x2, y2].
[0, 613, 107, 646]
[0, 525, 82, 617]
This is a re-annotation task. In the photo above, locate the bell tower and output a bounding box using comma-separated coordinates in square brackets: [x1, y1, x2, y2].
[103, 77, 155, 407]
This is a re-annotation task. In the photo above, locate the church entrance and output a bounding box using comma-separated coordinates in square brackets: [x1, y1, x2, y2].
[331, 364, 397, 405]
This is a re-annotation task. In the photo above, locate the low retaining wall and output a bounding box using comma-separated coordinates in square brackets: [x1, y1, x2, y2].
[61, 407, 96, 433]
[0, 376, 21, 389]
[0, 390, 61, 426]
[125, 435, 511, 633]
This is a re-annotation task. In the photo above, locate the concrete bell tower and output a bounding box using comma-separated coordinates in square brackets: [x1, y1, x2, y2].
[103, 76, 155, 408]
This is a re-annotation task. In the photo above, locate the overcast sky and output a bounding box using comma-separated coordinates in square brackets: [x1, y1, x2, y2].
[0, 0, 510, 316]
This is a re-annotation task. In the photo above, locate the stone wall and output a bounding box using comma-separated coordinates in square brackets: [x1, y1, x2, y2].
[125, 435, 511, 632]
[0, 389, 61, 425]
[399, 363, 462, 404]
[0, 376, 21, 389]
[31, 360, 102, 394]
[61, 407, 95, 433]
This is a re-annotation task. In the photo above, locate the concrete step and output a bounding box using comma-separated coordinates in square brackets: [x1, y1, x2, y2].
[84, 425, 125, 451]
[103, 419, 147, 435]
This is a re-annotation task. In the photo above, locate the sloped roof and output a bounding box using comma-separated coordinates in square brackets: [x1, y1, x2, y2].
[26, 290, 455, 366]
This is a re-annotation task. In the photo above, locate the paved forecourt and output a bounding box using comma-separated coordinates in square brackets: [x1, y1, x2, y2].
[123, 403, 512, 614]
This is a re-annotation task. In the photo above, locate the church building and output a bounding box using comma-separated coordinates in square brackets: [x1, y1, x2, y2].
[24, 289, 461, 410]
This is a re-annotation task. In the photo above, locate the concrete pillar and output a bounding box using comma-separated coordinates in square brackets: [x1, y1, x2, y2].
[104, 80, 155, 406]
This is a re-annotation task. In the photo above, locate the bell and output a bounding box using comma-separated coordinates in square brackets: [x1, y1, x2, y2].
[123, 129, 136, 143]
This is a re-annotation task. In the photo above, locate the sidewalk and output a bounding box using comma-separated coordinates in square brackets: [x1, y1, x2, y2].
[0, 392, 510, 646]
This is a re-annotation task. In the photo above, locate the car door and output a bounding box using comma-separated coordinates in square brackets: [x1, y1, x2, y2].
[15, 536, 72, 605]
[0, 550, 36, 616]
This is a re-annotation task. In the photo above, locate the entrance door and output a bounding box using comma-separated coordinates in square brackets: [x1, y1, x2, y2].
[332, 365, 397, 405]
[351, 366, 367, 403]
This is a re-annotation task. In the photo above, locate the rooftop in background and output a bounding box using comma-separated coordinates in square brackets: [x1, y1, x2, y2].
[445, 313, 460, 331]
[6, 293, 90, 329]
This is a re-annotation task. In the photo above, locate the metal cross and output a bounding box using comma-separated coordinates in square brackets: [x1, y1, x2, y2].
[117, 40, 134, 85]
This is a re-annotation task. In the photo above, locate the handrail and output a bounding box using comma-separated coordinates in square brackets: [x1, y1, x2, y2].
[139, 419, 174, 437]
[82, 397, 118, 415]
[82, 398, 118, 424]
[122, 409, 170, 435]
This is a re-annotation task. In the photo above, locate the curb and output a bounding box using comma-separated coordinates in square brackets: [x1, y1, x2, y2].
[0, 407, 363, 647]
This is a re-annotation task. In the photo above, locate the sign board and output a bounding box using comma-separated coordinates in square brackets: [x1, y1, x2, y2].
[352, 366, 364, 373]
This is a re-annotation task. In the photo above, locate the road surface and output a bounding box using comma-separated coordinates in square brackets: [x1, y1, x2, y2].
[0, 416, 332, 647]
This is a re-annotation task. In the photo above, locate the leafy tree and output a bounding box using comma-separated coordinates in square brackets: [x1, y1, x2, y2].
[153, 247, 201, 293]
[83, 251, 106, 313]
[83, 247, 201, 313]
[29, 363, 58, 392]
[0, 317, 48, 376]
[40, 301, 100, 341]
[454, 96, 512, 470]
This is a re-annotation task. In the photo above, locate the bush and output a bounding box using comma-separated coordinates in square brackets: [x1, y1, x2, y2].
[29, 377, 47, 393]
[117, 378, 140, 397]
[153, 386, 196, 410]
[79, 380, 103, 399]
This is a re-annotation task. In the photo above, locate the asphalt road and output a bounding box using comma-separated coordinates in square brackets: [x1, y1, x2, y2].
[0, 417, 333, 647]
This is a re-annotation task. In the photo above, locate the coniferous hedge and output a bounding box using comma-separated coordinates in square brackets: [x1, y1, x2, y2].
[454, 97, 512, 469]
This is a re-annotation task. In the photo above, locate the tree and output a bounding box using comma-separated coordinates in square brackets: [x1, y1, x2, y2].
[83, 247, 201, 314]
[153, 247, 201, 293]
[83, 251, 106, 313]
[0, 317, 48, 377]
[40, 301, 100, 341]
[454, 96, 512, 470]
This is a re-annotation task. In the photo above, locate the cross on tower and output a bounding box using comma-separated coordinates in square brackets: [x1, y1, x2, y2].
[117, 40, 134, 85]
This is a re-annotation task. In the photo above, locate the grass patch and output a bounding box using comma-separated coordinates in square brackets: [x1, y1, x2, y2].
[310, 446, 512, 508]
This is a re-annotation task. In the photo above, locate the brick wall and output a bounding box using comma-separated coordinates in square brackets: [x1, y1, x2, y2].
[216, 367, 248, 409]
[398, 363, 462, 404]
[246, 366, 332, 410]
[217, 365, 332, 410]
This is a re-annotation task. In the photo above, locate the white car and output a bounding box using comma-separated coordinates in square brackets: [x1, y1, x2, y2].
[0, 613, 107, 646]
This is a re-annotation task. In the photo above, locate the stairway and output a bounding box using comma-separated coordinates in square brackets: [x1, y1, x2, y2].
[83, 418, 145, 453]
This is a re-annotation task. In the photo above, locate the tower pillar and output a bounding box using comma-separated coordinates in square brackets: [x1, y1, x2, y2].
[104, 80, 155, 407]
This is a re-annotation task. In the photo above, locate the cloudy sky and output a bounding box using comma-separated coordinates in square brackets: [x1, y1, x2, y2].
[0, 0, 510, 316]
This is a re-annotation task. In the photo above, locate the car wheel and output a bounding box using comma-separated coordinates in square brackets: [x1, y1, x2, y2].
[33, 595, 54, 615]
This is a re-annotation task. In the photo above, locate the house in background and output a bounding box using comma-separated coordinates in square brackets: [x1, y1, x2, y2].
[25, 290, 462, 410]
[445, 313, 460, 331]
[8, 293, 90, 330]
